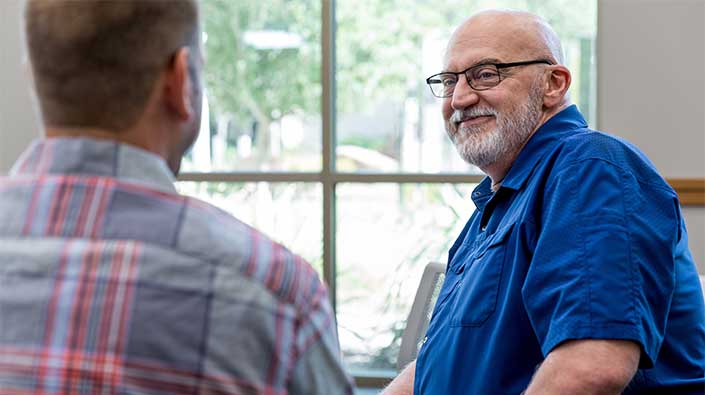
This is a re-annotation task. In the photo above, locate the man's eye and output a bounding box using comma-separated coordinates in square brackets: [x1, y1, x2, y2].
[474, 69, 499, 80]
[441, 78, 457, 87]
[472, 67, 499, 80]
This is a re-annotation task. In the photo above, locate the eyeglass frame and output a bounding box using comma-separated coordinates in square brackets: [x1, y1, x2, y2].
[425, 59, 554, 98]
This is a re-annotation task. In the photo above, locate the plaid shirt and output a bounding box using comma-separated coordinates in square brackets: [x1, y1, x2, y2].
[0, 137, 354, 395]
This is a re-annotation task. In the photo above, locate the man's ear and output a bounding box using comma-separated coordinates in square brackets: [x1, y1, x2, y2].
[163, 47, 194, 121]
[543, 65, 571, 108]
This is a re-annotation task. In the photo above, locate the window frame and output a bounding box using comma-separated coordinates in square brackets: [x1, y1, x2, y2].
[176, 0, 503, 388]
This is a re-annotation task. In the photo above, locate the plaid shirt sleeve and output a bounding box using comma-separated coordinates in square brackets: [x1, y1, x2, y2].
[288, 278, 354, 395]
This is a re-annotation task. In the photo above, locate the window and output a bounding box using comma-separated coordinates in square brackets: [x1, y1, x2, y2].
[178, 0, 597, 385]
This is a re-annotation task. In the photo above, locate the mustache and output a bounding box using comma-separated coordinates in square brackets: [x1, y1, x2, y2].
[449, 107, 498, 124]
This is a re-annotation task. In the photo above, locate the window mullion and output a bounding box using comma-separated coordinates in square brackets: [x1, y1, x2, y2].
[321, 0, 337, 312]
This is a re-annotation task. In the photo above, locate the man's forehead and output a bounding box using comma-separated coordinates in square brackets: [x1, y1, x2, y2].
[443, 39, 515, 71]
[443, 17, 538, 70]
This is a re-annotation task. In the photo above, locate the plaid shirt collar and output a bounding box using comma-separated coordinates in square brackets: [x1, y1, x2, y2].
[10, 137, 177, 193]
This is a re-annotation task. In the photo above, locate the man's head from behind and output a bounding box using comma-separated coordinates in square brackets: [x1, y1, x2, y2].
[439, 10, 572, 175]
[25, 0, 202, 174]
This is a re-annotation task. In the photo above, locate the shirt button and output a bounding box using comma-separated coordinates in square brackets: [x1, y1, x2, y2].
[422, 336, 428, 344]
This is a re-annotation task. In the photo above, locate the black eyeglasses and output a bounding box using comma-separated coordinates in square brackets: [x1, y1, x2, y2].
[425, 59, 553, 98]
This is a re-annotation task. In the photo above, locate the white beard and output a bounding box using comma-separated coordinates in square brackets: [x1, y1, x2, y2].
[448, 79, 544, 169]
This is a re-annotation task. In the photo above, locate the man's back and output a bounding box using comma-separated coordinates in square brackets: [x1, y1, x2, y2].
[0, 137, 353, 395]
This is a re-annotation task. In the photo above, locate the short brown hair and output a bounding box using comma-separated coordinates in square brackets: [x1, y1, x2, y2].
[25, 0, 199, 131]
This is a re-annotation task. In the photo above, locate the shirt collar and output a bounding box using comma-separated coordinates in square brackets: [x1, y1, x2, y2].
[501, 104, 587, 191]
[471, 177, 494, 210]
[10, 137, 177, 193]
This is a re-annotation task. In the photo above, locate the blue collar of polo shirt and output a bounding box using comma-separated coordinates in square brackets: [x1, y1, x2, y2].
[471, 177, 494, 211]
[500, 104, 588, 191]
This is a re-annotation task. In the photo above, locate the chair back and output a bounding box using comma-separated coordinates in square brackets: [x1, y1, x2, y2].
[397, 262, 446, 371]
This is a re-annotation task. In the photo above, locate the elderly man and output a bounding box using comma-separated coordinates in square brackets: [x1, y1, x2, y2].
[0, 1, 352, 394]
[383, 10, 704, 395]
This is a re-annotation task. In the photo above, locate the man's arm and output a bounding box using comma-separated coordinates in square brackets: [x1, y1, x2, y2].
[524, 339, 640, 395]
[287, 280, 355, 395]
[287, 335, 354, 395]
[379, 360, 415, 395]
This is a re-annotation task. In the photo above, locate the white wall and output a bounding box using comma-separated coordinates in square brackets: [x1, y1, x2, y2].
[0, 0, 703, 270]
[0, 0, 39, 171]
[598, 0, 705, 272]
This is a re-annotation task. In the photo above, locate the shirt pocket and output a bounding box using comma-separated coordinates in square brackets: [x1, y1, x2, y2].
[449, 222, 514, 327]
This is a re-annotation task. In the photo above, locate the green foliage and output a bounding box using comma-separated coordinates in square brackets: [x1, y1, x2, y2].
[202, 0, 321, 126]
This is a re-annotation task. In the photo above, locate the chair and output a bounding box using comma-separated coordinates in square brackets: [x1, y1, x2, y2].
[397, 261, 447, 371]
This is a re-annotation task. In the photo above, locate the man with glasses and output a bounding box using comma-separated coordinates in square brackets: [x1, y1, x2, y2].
[383, 9, 704, 395]
[0, 1, 353, 394]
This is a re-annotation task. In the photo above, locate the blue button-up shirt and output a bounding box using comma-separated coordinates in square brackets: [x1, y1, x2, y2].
[414, 105, 705, 394]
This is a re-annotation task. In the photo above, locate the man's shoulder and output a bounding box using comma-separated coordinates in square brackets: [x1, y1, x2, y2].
[0, 171, 325, 314]
[548, 127, 667, 187]
[555, 127, 641, 162]
[177, 196, 326, 312]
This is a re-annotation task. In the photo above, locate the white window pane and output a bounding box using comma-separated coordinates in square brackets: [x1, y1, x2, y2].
[336, 183, 477, 372]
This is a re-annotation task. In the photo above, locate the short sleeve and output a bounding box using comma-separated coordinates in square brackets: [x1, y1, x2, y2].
[522, 158, 679, 367]
[288, 283, 354, 395]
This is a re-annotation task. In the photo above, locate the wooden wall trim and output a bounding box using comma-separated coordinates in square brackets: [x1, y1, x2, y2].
[668, 178, 705, 206]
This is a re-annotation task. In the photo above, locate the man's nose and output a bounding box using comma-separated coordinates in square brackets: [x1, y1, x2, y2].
[451, 74, 480, 110]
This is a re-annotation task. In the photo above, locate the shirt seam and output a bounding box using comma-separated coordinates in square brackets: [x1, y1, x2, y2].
[573, 168, 593, 328]
[623, 168, 639, 330]
[553, 157, 675, 196]
[171, 196, 189, 248]
[544, 321, 645, 357]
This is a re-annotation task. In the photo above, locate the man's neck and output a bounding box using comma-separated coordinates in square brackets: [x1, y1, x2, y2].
[480, 140, 527, 189]
[45, 126, 119, 140]
[491, 178, 504, 192]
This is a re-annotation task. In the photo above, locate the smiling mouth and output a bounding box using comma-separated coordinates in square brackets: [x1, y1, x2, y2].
[458, 115, 495, 128]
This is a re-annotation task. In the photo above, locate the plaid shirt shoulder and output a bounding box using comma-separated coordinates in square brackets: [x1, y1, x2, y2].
[0, 151, 353, 394]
